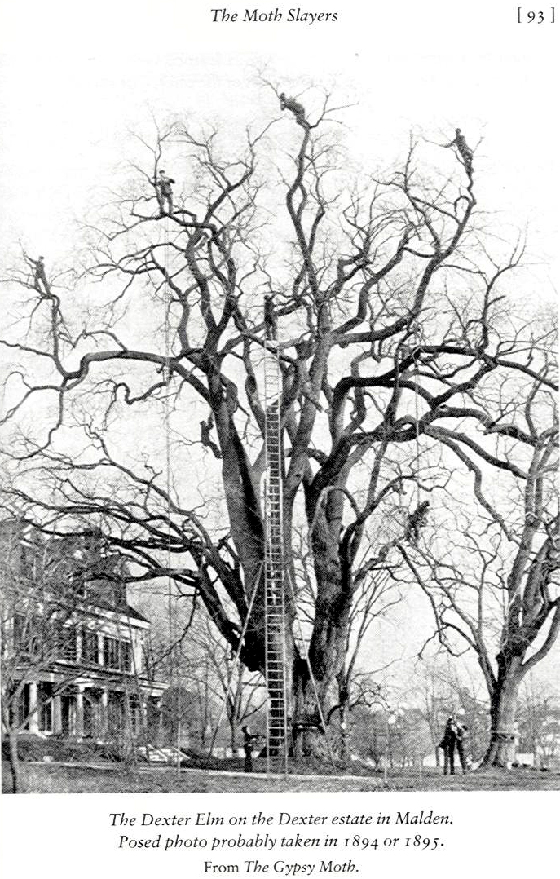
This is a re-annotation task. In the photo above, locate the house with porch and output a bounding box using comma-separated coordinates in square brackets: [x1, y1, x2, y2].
[1, 522, 166, 748]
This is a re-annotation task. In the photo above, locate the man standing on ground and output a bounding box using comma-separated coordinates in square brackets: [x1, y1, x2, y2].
[242, 725, 259, 773]
[439, 717, 457, 775]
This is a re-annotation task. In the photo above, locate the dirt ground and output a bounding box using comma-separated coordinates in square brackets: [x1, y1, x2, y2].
[3, 760, 559, 793]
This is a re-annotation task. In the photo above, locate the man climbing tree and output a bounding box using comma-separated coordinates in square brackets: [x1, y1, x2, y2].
[264, 294, 278, 341]
[404, 501, 430, 545]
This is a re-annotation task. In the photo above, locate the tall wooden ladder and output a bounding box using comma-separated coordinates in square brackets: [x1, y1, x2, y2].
[263, 343, 289, 775]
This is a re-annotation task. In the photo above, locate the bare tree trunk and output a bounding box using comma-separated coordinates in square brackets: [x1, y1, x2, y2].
[292, 651, 339, 761]
[483, 666, 521, 767]
[339, 705, 348, 767]
[303, 510, 353, 751]
[8, 728, 23, 793]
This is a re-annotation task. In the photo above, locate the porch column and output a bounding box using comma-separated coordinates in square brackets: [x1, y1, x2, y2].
[76, 685, 84, 739]
[28, 681, 39, 734]
[52, 693, 62, 734]
[154, 697, 163, 746]
[76, 628, 83, 663]
[141, 699, 149, 740]
[101, 687, 109, 737]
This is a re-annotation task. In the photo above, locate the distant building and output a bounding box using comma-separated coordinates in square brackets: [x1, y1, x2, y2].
[1, 521, 166, 745]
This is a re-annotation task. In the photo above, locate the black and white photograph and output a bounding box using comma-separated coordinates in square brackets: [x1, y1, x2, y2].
[0, 0, 558, 875]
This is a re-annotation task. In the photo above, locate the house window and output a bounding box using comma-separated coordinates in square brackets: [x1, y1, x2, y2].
[13, 613, 27, 652]
[38, 682, 53, 732]
[71, 570, 87, 599]
[82, 629, 99, 664]
[107, 691, 125, 735]
[20, 543, 38, 581]
[16, 684, 30, 729]
[14, 612, 42, 658]
[103, 636, 120, 669]
[120, 641, 132, 672]
[58, 625, 78, 662]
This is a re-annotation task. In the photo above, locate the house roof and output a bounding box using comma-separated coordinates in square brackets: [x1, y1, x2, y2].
[85, 596, 150, 623]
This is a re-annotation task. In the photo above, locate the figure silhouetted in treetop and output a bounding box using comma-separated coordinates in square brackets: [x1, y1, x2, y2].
[279, 92, 309, 129]
[405, 500, 430, 544]
[155, 169, 175, 214]
[443, 128, 474, 175]
[32, 255, 48, 292]
[264, 294, 278, 342]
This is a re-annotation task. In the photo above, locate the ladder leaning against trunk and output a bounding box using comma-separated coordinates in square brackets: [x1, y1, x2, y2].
[263, 341, 289, 776]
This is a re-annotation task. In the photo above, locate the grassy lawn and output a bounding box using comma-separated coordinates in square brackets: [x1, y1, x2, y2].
[3, 760, 559, 793]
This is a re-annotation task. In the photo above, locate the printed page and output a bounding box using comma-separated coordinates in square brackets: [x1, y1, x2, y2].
[0, 2, 558, 878]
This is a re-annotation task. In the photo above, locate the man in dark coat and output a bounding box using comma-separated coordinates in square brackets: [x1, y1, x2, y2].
[443, 128, 474, 175]
[439, 717, 457, 775]
[242, 725, 259, 773]
[33, 255, 48, 291]
[156, 169, 175, 214]
[405, 500, 430, 544]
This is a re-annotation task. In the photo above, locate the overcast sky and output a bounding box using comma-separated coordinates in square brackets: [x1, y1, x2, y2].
[0, 1, 558, 299]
